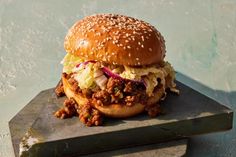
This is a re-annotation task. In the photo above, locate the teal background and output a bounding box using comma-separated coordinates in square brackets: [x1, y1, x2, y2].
[0, 0, 235, 156]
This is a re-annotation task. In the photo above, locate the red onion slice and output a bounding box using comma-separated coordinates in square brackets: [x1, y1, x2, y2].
[74, 62, 146, 88]
[102, 67, 146, 88]
[102, 67, 123, 80]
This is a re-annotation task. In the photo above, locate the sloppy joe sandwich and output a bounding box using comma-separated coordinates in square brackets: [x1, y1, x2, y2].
[54, 14, 179, 126]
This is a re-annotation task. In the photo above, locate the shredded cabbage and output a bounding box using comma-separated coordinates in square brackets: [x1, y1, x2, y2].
[74, 63, 95, 89]
[120, 62, 176, 96]
[61, 53, 84, 74]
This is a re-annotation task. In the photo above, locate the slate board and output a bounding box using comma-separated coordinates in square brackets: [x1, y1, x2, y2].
[83, 139, 188, 157]
[9, 81, 233, 157]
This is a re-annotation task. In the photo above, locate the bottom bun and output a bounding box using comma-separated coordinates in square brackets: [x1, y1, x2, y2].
[62, 75, 165, 118]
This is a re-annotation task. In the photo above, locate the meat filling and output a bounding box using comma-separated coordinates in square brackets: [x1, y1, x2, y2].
[55, 73, 163, 126]
[54, 80, 65, 97]
[54, 98, 102, 126]
[64, 73, 148, 107]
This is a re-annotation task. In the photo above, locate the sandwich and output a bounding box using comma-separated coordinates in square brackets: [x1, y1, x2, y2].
[54, 14, 179, 126]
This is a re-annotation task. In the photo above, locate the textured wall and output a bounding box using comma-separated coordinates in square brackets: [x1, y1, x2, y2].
[0, 0, 236, 156]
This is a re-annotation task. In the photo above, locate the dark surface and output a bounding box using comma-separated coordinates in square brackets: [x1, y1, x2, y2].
[83, 139, 188, 157]
[9, 81, 233, 157]
[8, 89, 54, 157]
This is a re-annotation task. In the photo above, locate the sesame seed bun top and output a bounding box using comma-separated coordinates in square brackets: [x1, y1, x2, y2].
[64, 14, 166, 66]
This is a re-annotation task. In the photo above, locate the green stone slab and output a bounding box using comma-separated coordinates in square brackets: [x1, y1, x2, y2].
[9, 81, 233, 157]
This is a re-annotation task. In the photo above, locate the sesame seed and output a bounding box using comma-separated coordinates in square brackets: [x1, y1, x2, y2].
[141, 45, 144, 48]
[136, 57, 139, 61]
[127, 45, 131, 49]
[97, 32, 101, 36]
[141, 36, 144, 41]
[128, 53, 131, 57]
[149, 48, 152, 51]
[138, 42, 141, 45]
